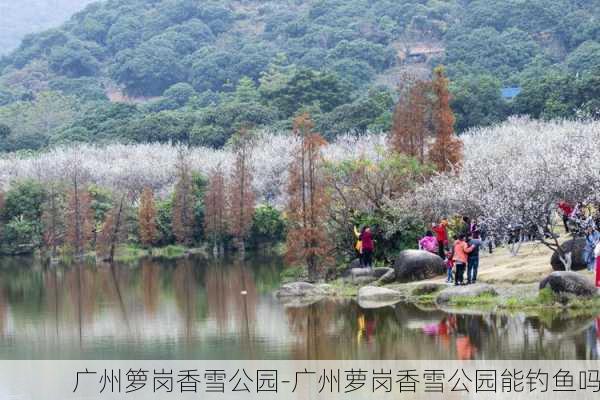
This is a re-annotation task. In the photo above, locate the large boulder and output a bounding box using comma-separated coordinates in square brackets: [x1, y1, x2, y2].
[550, 238, 588, 271]
[346, 267, 394, 284]
[394, 250, 445, 282]
[435, 284, 498, 304]
[539, 271, 597, 297]
[358, 286, 404, 309]
[276, 282, 326, 298]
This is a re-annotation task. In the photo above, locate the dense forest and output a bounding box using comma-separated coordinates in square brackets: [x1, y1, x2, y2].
[0, 0, 599, 153]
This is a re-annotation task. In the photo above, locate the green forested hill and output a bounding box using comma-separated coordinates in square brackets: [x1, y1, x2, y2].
[1, 0, 599, 152]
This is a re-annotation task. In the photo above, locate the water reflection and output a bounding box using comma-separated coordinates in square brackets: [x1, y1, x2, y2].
[0, 255, 598, 360]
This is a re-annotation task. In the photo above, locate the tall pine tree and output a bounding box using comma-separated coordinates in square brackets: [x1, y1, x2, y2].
[428, 66, 463, 172]
[285, 113, 331, 281]
[227, 128, 255, 252]
[41, 183, 65, 258]
[390, 80, 430, 162]
[204, 166, 227, 254]
[172, 147, 196, 245]
[138, 187, 158, 248]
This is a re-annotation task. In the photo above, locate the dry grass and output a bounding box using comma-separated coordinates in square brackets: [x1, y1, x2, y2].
[476, 242, 555, 284]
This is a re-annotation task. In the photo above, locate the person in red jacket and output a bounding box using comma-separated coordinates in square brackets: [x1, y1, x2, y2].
[432, 220, 449, 259]
[558, 201, 573, 233]
[359, 227, 374, 269]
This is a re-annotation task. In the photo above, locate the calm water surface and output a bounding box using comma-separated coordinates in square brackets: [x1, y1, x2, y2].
[0, 255, 598, 360]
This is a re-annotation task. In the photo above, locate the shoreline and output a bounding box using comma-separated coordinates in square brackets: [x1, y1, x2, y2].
[281, 241, 600, 316]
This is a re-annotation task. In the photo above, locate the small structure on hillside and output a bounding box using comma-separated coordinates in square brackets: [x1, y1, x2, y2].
[402, 44, 445, 64]
[501, 87, 522, 101]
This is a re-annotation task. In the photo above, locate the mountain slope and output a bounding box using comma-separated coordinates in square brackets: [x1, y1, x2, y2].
[0, 0, 599, 151]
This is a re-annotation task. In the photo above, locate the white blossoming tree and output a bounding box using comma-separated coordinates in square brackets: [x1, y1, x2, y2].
[413, 117, 600, 269]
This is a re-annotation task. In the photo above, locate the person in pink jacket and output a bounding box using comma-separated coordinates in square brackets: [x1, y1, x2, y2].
[419, 231, 439, 254]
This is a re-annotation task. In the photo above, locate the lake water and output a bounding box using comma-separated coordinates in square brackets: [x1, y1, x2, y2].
[0, 254, 598, 360]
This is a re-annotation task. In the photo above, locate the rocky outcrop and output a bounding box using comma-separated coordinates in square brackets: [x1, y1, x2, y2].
[550, 238, 587, 271]
[276, 282, 334, 307]
[276, 282, 328, 297]
[345, 267, 396, 285]
[358, 286, 404, 309]
[435, 283, 498, 304]
[412, 283, 445, 296]
[376, 268, 396, 284]
[539, 271, 597, 297]
[394, 250, 445, 282]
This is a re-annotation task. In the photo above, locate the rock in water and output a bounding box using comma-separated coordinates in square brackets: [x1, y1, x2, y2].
[394, 250, 445, 282]
[358, 286, 404, 309]
[550, 238, 587, 271]
[276, 282, 325, 298]
[539, 271, 597, 297]
[435, 283, 498, 304]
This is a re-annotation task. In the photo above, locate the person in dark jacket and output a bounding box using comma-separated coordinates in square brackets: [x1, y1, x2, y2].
[467, 231, 482, 284]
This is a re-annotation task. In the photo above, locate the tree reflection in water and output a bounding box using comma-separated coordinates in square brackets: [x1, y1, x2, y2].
[0, 254, 599, 359]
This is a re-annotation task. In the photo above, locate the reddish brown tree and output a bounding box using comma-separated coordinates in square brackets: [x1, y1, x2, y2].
[428, 66, 463, 172]
[227, 128, 256, 252]
[389, 80, 431, 162]
[172, 147, 196, 245]
[96, 193, 129, 263]
[0, 191, 4, 244]
[204, 166, 227, 252]
[285, 113, 331, 281]
[138, 187, 158, 248]
[65, 180, 93, 259]
[41, 183, 66, 258]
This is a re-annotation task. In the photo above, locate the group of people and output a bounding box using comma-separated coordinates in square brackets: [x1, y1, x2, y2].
[560, 201, 600, 286]
[420, 218, 483, 285]
[559, 200, 600, 235]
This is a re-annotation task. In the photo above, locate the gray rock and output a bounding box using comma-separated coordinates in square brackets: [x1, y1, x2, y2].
[551, 238, 588, 271]
[435, 283, 498, 304]
[350, 268, 374, 279]
[394, 250, 445, 282]
[276, 282, 326, 298]
[372, 267, 392, 279]
[349, 258, 362, 269]
[377, 268, 396, 285]
[412, 283, 445, 296]
[358, 286, 404, 309]
[352, 276, 378, 285]
[539, 271, 597, 297]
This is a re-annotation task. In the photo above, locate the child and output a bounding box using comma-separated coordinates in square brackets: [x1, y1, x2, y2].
[445, 251, 454, 283]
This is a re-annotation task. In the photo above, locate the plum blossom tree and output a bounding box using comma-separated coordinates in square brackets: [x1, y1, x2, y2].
[414, 117, 600, 268]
